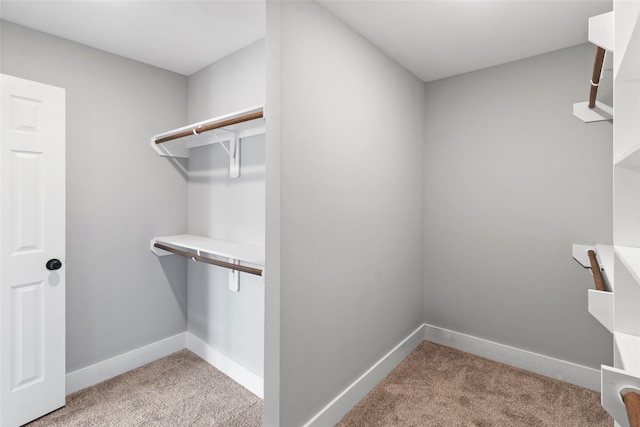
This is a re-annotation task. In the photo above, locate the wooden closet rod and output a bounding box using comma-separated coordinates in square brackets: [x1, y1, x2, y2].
[155, 111, 264, 145]
[588, 46, 606, 108]
[622, 390, 640, 427]
[587, 250, 607, 292]
[153, 242, 263, 276]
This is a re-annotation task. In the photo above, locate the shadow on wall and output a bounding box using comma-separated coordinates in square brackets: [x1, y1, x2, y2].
[163, 157, 188, 180]
[156, 254, 188, 319]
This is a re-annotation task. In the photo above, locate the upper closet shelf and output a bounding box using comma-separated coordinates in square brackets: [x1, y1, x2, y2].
[151, 105, 265, 177]
[614, 3, 640, 81]
[617, 14, 639, 82]
[589, 11, 613, 51]
[573, 12, 614, 123]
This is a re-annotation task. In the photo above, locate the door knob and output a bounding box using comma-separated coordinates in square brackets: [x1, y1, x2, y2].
[46, 259, 62, 271]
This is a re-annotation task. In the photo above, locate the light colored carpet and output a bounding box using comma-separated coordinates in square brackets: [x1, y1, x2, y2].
[26, 350, 263, 426]
[27, 342, 613, 426]
[338, 341, 613, 427]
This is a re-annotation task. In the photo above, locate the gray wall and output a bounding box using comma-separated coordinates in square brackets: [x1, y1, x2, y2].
[265, 2, 425, 425]
[1, 21, 189, 372]
[423, 43, 613, 369]
[186, 40, 265, 377]
[2, 8, 616, 426]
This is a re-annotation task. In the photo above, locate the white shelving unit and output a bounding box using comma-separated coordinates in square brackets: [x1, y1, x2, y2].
[573, 11, 614, 122]
[608, 2, 640, 425]
[151, 105, 265, 178]
[575, 3, 640, 426]
[614, 332, 640, 376]
[150, 106, 266, 291]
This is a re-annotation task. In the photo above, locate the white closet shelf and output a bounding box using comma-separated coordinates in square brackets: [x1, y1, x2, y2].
[615, 332, 640, 376]
[573, 101, 613, 123]
[616, 11, 640, 82]
[150, 234, 264, 275]
[615, 246, 640, 284]
[573, 12, 614, 123]
[602, 365, 640, 427]
[573, 244, 614, 332]
[614, 145, 640, 168]
[589, 11, 614, 51]
[151, 106, 265, 177]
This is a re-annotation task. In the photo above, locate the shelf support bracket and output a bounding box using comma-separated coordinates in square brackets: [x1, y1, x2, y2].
[229, 259, 240, 292]
[212, 132, 240, 178]
[230, 134, 240, 178]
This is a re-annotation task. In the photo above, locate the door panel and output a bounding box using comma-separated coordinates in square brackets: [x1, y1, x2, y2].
[1, 74, 66, 427]
[11, 151, 44, 254]
[11, 281, 44, 391]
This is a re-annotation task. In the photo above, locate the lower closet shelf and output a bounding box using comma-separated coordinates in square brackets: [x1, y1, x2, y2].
[615, 332, 640, 377]
[150, 234, 264, 277]
[602, 365, 640, 427]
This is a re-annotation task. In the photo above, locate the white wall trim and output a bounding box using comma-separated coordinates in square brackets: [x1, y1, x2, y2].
[65, 332, 187, 395]
[66, 323, 599, 425]
[303, 324, 426, 427]
[303, 323, 601, 426]
[186, 332, 264, 399]
[422, 323, 601, 391]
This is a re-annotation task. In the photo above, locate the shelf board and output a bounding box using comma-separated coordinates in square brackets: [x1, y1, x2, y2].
[615, 246, 640, 285]
[602, 365, 640, 427]
[615, 332, 640, 376]
[572, 101, 613, 123]
[151, 234, 264, 267]
[616, 8, 640, 82]
[589, 11, 613, 51]
[615, 145, 640, 170]
[151, 105, 265, 159]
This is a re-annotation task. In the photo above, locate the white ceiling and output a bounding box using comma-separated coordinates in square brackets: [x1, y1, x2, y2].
[0, 0, 267, 76]
[1, 0, 612, 81]
[320, 0, 613, 82]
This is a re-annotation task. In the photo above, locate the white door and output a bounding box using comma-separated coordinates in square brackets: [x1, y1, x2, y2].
[0, 74, 66, 426]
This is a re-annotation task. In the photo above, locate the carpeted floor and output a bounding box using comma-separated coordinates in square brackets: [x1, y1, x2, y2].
[338, 341, 612, 427]
[26, 350, 263, 426]
[26, 342, 613, 426]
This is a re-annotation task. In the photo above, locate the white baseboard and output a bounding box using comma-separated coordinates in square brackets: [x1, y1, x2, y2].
[186, 332, 264, 399]
[422, 323, 601, 391]
[65, 332, 187, 395]
[303, 323, 601, 426]
[66, 323, 600, 426]
[65, 332, 264, 399]
[303, 324, 426, 427]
